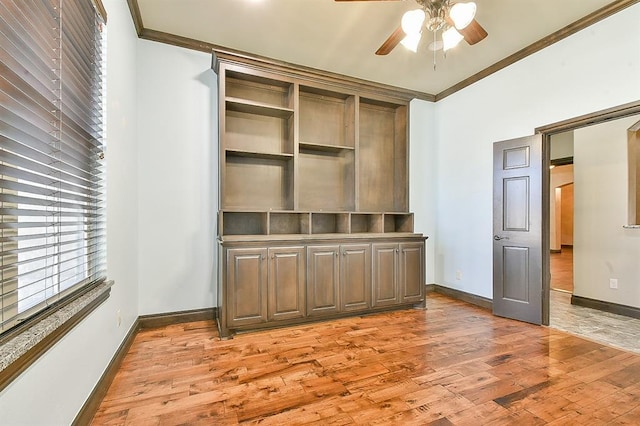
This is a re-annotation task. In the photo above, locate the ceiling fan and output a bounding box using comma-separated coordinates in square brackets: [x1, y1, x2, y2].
[336, 0, 487, 61]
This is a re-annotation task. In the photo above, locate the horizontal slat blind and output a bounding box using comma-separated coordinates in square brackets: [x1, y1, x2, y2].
[0, 0, 106, 333]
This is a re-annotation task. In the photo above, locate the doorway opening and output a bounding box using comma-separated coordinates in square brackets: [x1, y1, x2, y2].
[549, 140, 575, 295]
[536, 102, 640, 353]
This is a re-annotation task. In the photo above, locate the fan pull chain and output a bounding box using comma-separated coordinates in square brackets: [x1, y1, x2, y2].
[433, 30, 437, 71]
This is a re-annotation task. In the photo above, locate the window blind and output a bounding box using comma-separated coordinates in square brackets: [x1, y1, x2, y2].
[0, 0, 106, 334]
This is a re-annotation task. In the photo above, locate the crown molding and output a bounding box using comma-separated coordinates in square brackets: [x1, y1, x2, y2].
[126, 0, 638, 103]
[435, 0, 640, 101]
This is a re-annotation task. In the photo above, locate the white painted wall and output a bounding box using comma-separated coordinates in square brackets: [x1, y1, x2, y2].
[573, 116, 640, 307]
[1, 3, 639, 423]
[136, 41, 217, 314]
[429, 4, 640, 298]
[410, 99, 437, 284]
[551, 131, 574, 160]
[0, 0, 140, 423]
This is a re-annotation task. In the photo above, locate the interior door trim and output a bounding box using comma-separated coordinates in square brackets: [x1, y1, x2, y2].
[534, 100, 640, 326]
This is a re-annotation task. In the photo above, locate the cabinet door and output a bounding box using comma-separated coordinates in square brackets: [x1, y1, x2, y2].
[341, 244, 371, 312]
[307, 245, 340, 316]
[226, 248, 268, 327]
[399, 242, 424, 304]
[268, 246, 305, 321]
[372, 243, 399, 307]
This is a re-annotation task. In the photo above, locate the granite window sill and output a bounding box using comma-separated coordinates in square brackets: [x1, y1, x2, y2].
[0, 280, 113, 392]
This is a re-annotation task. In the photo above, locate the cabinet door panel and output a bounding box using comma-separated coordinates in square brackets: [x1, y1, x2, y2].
[341, 244, 371, 312]
[227, 248, 268, 326]
[400, 242, 424, 303]
[268, 246, 305, 321]
[372, 243, 399, 307]
[307, 245, 340, 316]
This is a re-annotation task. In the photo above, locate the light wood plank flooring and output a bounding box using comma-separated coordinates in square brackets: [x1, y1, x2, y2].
[92, 293, 640, 425]
[550, 247, 573, 293]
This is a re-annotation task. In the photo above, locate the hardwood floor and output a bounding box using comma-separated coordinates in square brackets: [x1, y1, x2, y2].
[551, 247, 573, 293]
[92, 293, 640, 425]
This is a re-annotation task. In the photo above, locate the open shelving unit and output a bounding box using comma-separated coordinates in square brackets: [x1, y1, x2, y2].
[218, 64, 412, 233]
[219, 210, 414, 236]
[214, 55, 426, 338]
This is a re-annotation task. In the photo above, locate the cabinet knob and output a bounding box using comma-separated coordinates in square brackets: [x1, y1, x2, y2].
[395, 248, 399, 253]
[342, 251, 346, 256]
[261, 255, 266, 260]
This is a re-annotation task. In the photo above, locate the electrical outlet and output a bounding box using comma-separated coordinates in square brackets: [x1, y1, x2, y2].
[456, 270, 463, 280]
[116, 309, 122, 327]
[609, 278, 618, 289]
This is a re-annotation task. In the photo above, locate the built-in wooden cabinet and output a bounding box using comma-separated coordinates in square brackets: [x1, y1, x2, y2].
[214, 53, 426, 338]
[399, 242, 425, 304]
[372, 242, 425, 308]
[267, 246, 305, 321]
[307, 245, 340, 316]
[225, 246, 305, 328]
[306, 243, 372, 317]
[372, 243, 400, 307]
[340, 244, 372, 312]
[226, 248, 268, 328]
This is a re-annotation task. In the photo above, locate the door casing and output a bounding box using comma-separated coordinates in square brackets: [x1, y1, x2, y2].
[535, 101, 640, 325]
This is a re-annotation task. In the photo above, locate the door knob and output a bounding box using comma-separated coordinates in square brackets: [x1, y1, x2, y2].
[493, 235, 509, 241]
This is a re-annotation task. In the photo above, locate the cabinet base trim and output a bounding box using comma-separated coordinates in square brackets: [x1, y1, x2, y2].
[224, 303, 424, 338]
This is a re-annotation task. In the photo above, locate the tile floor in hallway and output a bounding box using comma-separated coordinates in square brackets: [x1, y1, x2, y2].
[550, 290, 640, 354]
[549, 245, 640, 354]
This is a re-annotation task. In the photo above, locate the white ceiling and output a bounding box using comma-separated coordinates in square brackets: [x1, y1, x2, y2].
[135, 0, 618, 95]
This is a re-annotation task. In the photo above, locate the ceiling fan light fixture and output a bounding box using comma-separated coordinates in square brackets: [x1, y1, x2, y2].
[401, 9, 425, 35]
[449, 2, 476, 30]
[442, 26, 464, 52]
[400, 32, 422, 52]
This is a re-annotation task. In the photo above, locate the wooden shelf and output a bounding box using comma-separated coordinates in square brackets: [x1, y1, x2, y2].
[311, 213, 350, 234]
[219, 64, 412, 235]
[299, 141, 355, 153]
[351, 213, 383, 233]
[299, 87, 355, 150]
[226, 149, 293, 161]
[224, 156, 293, 210]
[269, 212, 311, 235]
[226, 97, 294, 118]
[358, 99, 408, 212]
[221, 211, 268, 236]
[383, 213, 414, 233]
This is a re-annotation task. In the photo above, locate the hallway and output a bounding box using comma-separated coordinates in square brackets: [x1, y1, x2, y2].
[550, 247, 573, 293]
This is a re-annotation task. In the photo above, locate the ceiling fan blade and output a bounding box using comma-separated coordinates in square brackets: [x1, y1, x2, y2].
[459, 19, 488, 45]
[375, 26, 405, 55]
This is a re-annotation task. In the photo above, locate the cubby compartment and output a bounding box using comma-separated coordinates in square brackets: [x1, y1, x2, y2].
[299, 86, 355, 149]
[383, 213, 414, 233]
[223, 154, 293, 210]
[298, 148, 355, 211]
[269, 212, 310, 235]
[350, 213, 383, 234]
[311, 213, 350, 234]
[221, 211, 268, 236]
[358, 98, 408, 212]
